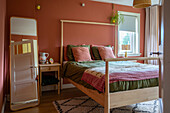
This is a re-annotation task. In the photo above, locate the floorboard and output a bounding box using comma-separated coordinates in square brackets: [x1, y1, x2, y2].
[5, 88, 85, 113]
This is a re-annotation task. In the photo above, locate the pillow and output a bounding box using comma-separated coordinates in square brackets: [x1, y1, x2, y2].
[91, 45, 111, 60]
[72, 47, 92, 62]
[98, 47, 115, 60]
[67, 45, 90, 61]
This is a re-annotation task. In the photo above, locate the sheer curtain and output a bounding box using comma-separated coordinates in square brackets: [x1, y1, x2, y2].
[145, 6, 159, 64]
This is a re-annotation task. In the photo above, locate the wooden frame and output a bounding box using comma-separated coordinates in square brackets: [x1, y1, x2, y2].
[103, 57, 159, 113]
[66, 78, 158, 109]
[65, 58, 159, 113]
[60, 20, 160, 113]
[10, 17, 40, 111]
[60, 20, 116, 65]
[10, 40, 39, 111]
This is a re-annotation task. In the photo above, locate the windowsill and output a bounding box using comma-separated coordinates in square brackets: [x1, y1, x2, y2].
[118, 53, 142, 57]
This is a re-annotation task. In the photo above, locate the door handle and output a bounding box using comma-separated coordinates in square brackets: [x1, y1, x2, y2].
[150, 52, 163, 55]
[30, 66, 38, 79]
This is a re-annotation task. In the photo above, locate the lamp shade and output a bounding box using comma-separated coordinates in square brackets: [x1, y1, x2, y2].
[133, 0, 151, 8]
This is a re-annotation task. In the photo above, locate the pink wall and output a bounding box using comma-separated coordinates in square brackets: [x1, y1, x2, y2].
[6, 0, 145, 85]
[7, 0, 145, 62]
[0, 0, 6, 111]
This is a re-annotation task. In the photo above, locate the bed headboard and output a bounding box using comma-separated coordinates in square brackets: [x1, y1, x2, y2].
[60, 20, 117, 65]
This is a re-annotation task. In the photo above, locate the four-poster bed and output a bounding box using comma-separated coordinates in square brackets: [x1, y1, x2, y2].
[60, 20, 160, 113]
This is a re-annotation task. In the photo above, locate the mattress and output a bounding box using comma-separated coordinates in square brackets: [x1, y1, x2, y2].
[62, 60, 159, 93]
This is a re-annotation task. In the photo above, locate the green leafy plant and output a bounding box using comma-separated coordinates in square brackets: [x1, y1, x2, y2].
[122, 33, 130, 45]
[110, 11, 124, 25]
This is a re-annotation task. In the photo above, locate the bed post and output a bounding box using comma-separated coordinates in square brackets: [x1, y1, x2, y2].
[60, 20, 64, 90]
[104, 61, 110, 113]
[60, 20, 64, 65]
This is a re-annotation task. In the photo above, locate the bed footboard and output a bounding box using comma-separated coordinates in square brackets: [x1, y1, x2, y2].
[104, 57, 160, 113]
[110, 87, 159, 108]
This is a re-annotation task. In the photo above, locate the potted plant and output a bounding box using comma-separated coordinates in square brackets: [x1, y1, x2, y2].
[110, 11, 124, 25]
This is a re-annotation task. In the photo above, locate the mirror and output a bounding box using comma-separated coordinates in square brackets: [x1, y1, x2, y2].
[10, 17, 39, 111]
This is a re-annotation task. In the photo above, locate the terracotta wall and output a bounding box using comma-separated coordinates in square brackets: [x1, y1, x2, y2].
[6, 0, 145, 85]
[7, 0, 145, 62]
[0, 0, 6, 111]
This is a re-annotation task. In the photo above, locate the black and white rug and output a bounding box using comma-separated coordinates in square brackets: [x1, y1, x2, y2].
[53, 96, 159, 113]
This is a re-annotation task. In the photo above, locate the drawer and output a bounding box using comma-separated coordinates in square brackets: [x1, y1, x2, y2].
[40, 66, 59, 71]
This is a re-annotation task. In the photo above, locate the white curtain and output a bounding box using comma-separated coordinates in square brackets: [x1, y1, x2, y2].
[145, 6, 159, 64]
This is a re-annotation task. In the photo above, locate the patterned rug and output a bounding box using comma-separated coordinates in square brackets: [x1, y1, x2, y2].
[53, 96, 159, 113]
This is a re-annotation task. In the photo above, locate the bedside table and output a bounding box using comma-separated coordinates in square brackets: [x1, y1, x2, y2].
[39, 63, 61, 95]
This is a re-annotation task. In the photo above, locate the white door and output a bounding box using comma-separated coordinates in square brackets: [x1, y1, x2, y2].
[158, 4, 164, 113]
[163, 0, 170, 112]
[10, 40, 39, 111]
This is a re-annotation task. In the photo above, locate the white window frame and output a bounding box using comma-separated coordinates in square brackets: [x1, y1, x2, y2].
[118, 11, 141, 57]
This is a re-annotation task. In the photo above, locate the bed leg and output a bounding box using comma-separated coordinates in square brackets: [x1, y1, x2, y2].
[104, 61, 110, 113]
[104, 95, 110, 113]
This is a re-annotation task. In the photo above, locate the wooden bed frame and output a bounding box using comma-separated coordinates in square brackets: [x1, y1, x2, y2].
[60, 20, 160, 113]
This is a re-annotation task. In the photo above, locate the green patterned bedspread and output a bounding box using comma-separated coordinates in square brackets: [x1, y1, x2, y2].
[62, 60, 158, 93]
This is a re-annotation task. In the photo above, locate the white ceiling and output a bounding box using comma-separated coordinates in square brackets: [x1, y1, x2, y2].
[92, 0, 161, 6]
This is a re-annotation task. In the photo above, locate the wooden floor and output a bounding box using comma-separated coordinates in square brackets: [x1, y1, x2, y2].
[5, 88, 86, 113]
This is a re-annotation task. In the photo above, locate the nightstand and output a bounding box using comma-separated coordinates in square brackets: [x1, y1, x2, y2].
[39, 63, 61, 95]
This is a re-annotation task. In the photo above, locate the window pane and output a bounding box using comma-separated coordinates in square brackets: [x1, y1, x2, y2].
[28, 43, 31, 53]
[119, 31, 134, 53]
[22, 44, 28, 54]
[22, 43, 31, 54]
[119, 15, 136, 32]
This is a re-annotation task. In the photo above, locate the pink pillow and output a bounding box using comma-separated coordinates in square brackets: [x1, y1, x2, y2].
[72, 47, 92, 62]
[98, 47, 115, 60]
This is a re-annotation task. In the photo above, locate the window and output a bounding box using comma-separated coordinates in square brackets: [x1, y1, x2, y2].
[22, 43, 31, 53]
[118, 11, 141, 56]
[22, 39, 32, 54]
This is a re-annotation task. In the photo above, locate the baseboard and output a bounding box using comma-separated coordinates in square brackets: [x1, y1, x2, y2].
[42, 85, 58, 91]
[60, 78, 75, 89]
[1, 96, 6, 113]
[42, 84, 75, 92]
[62, 84, 75, 89]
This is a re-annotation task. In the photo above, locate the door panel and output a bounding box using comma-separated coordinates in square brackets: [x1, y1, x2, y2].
[10, 40, 39, 111]
[13, 82, 37, 102]
[14, 54, 33, 81]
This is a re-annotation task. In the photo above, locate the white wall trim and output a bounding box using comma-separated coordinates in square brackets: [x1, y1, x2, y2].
[118, 53, 142, 57]
[62, 84, 75, 89]
[1, 96, 6, 113]
[42, 84, 75, 92]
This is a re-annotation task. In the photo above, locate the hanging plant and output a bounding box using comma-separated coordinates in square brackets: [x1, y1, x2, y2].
[110, 11, 124, 25]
